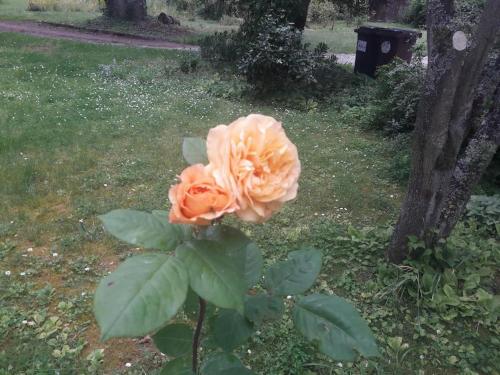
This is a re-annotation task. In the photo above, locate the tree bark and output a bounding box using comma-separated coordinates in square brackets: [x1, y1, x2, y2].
[387, 0, 500, 264]
[291, 0, 311, 30]
[105, 0, 147, 21]
[437, 84, 500, 238]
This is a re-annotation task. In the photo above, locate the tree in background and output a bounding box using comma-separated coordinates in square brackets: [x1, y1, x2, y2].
[104, 0, 147, 21]
[239, 0, 312, 30]
[387, 0, 500, 263]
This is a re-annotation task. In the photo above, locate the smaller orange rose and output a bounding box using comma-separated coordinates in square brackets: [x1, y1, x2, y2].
[168, 164, 238, 225]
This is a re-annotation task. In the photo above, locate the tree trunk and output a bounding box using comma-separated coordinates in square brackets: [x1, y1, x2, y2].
[105, 0, 147, 21]
[387, 0, 500, 264]
[291, 0, 311, 30]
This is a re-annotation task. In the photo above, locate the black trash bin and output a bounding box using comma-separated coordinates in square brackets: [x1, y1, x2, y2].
[354, 26, 422, 78]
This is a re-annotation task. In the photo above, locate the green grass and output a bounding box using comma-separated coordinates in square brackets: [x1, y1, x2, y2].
[0, 0, 100, 23]
[1, 32, 496, 375]
[0, 32, 402, 374]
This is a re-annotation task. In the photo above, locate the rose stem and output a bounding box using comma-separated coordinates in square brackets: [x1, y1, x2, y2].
[192, 297, 207, 373]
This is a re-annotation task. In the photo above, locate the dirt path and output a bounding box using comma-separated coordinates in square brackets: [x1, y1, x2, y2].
[0, 20, 199, 50]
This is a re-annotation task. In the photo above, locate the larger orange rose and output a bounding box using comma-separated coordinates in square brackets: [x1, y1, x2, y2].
[169, 164, 238, 225]
[206, 114, 300, 223]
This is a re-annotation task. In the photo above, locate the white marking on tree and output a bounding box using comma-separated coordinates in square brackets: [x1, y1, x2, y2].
[452, 31, 467, 51]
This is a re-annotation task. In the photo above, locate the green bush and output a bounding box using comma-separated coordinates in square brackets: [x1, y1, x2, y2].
[201, 12, 343, 97]
[238, 14, 313, 91]
[377, 221, 499, 326]
[466, 195, 500, 235]
[174, 0, 234, 19]
[370, 49, 425, 134]
[307, 0, 336, 26]
[404, 0, 426, 28]
[178, 56, 200, 73]
[199, 30, 243, 63]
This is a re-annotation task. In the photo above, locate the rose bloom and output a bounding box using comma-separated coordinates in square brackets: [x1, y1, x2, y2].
[169, 164, 238, 225]
[207, 114, 300, 223]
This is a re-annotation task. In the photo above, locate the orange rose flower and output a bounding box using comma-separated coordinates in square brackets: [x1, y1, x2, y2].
[169, 164, 238, 225]
[206, 114, 300, 223]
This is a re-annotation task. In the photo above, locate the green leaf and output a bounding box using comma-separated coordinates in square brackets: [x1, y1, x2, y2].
[153, 323, 193, 357]
[99, 209, 190, 251]
[213, 309, 254, 351]
[182, 137, 208, 165]
[244, 294, 284, 325]
[94, 254, 188, 340]
[463, 274, 480, 290]
[176, 240, 246, 313]
[293, 294, 380, 361]
[201, 353, 253, 375]
[264, 248, 322, 296]
[242, 243, 263, 289]
[184, 288, 216, 321]
[198, 225, 263, 288]
[161, 357, 194, 375]
[152, 210, 192, 239]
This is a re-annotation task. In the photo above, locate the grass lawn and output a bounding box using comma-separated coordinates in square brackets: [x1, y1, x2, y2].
[0, 0, 100, 23]
[0, 32, 402, 374]
[0, 30, 496, 375]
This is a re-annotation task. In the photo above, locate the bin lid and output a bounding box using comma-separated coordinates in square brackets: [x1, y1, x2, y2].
[355, 25, 422, 38]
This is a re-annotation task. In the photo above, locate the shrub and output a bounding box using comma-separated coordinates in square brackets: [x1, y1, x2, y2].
[377, 222, 499, 326]
[199, 30, 243, 63]
[201, 12, 343, 97]
[466, 195, 500, 235]
[404, 0, 426, 28]
[369, 48, 425, 134]
[238, 14, 340, 94]
[307, 0, 336, 27]
[197, 0, 224, 20]
[178, 56, 200, 73]
[238, 14, 313, 91]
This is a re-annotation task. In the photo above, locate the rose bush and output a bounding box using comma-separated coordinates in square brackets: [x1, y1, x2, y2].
[94, 114, 379, 374]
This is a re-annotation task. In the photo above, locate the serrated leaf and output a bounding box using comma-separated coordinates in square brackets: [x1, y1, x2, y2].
[94, 254, 188, 340]
[201, 353, 253, 375]
[264, 248, 322, 296]
[161, 357, 194, 375]
[182, 137, 208, 165]
[176, 240, 246, 313]
[213, 309, 254, 351]
[153, 323, 193, 357]
[99, 209, 190, 251]
[198, 225, 263, 288]
[293, 294, 380, 361]
[244, 294, 284, 325]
